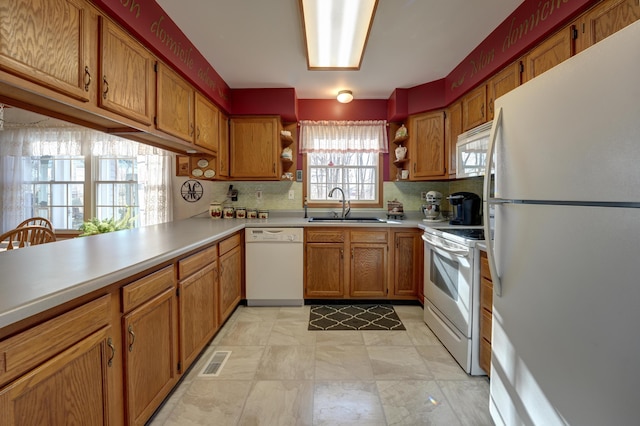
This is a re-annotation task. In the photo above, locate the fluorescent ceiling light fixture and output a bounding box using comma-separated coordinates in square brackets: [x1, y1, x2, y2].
[337, 90, 353, 103]
[300, 0, 378, 69]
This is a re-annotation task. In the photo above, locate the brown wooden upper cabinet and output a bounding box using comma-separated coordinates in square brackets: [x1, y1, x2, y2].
[408, 111, 446, 180]
[218, 113, 230, 178]
[522, 26, 575, 83]
[156, 62, 194, 142]
[230, 116, 281, 179]
[461, 85, 487, 131]
[575, 0, 640, 53]
[99, 16, 155, 126]
[445, 101, 462, 178]
[486, 61, 522, 121]
[195, 92, 220, 153]
[0, 0, 94, 102]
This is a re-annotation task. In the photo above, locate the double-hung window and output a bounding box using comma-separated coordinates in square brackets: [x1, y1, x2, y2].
[300, 120, 388, 207]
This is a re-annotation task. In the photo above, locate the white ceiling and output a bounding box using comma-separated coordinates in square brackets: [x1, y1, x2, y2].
[156, 0, 524, 100]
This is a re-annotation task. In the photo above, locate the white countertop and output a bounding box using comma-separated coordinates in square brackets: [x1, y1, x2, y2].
[0, 213, 428, 330]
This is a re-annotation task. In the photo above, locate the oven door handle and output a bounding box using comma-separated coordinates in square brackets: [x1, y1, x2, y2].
[421, 234, 469, 257]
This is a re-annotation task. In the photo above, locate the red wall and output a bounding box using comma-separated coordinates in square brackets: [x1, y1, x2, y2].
[96, 0, 602, 120]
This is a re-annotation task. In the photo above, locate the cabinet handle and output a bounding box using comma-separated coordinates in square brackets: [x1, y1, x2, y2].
[107, 337, 115, 367]
[273, 163, 276, 173]
[84, 66, 91, 92]
[190, 123, 194, 137]
[481, 104, 485, 118]
[413, 163, 416, 173]
[351, 248, 354, 259]
[128, 325, 135, 352]
[489, 99, 494, 115]
[340, 249, 344, 259]
[102, 76, 109, 99]
[196, 127, 200, 140]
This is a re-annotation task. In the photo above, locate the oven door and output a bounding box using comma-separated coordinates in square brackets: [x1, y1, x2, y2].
[422, 232, 474, 337]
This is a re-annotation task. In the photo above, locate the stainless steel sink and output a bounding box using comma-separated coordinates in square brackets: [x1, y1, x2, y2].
[308, 217, 386, 223]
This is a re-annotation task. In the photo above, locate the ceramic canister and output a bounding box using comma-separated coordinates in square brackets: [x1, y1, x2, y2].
[223, 206, 235, 218]
[209, 203, 222, 219]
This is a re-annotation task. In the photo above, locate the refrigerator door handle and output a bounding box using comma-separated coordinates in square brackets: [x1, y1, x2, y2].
[484, 107, 503, 297]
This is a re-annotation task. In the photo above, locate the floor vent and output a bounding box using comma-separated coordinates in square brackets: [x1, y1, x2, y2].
[199, 350, 232, 377]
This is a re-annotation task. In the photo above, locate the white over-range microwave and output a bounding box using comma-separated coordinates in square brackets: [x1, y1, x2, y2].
[456, 121, 494, 179]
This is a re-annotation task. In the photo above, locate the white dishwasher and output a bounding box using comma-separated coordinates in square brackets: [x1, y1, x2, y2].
[245, 228, 304, 306]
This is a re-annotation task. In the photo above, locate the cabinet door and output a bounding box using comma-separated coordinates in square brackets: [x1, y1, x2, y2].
[99, 17, 154, 125]
[230, 117, 279, 179]
[179, 263, 218, 371]
[123, 288, 178, 426]
[156, 62, 194, 142]
[523, 26, 574, 82]
[0, 327, 113, 426]
[408, 111, 446, 179]
[0, 0, 92, 102]
[195, 92, 220, 153]
[391, 231, 422, 298]
[446, 101, 462, 178]
[350, 244, 387, 298]
[576, 0, 640, 53]
[305, 244, 344, 298]
[218, 113, 230, 178]
[487, 61, 521, 121]
[219, 245, 242, 323]
[461, 85, 487, 131]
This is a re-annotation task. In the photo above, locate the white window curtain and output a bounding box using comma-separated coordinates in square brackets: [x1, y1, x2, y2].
[91, 138, 173, 226]
[0, 126, 173, 231]
[299, 120, 388, 153]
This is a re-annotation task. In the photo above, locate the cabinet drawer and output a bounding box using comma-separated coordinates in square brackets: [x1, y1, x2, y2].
[350, 230, 388, 243]
[0, 295, 110, 385]
[178, 245, 217, 279]
[481, 277, 493, 311]
[219, 233, 241, 256]
[122, 266, 175, 313]
[480, 252, 492, 280]
[480, 338, 492, 376]
[306, 229, 345, 243]
[481, 308, 492, 343]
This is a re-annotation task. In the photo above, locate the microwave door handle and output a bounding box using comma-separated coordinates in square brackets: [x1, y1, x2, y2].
[484, 107, 502, 297]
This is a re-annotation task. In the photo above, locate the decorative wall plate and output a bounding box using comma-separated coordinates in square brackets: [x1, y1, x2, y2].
[180, 180, 204, 202]
[204, 169, 216, 178]
[191, 168, 203, 177]
[197, 159, 209, 168]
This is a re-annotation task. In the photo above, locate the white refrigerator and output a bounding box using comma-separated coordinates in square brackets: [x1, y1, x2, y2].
[483, 20, 640, 426]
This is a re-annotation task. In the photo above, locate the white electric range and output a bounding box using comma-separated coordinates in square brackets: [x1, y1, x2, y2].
[421, 224, 486, 375]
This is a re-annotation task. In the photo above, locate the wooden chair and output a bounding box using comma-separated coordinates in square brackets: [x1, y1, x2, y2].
[0, 226, 57, 250]
[16, 217, 54, 231]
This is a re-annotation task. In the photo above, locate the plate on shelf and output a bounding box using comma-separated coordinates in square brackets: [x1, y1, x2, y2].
[192, 168, 203, 177]
[204, 169, 216, 178]
[197, 159, 209, 168]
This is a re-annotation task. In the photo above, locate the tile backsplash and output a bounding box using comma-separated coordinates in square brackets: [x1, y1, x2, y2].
[173, 176, 485, 221]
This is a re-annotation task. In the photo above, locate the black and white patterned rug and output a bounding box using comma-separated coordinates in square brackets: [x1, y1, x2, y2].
[308, 304, 406, 331]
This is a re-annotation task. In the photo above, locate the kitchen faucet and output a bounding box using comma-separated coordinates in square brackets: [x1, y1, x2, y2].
[328, 187, 351, 218]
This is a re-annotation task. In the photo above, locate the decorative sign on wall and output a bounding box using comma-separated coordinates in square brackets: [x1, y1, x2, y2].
[180, 180, 204, 202]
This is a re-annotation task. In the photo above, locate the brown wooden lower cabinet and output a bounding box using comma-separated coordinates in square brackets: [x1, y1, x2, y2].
[218, 234, 243, 323]
[122, 287, 178, 426]
[0, 326, 113, 425]
[479, 250, 493, 376]
[391, 230, 423, 299]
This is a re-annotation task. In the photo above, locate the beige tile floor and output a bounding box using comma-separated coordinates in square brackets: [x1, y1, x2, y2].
[148, 305, 493, 426]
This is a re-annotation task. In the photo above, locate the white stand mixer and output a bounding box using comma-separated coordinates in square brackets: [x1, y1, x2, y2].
[422, 191, 445, 222]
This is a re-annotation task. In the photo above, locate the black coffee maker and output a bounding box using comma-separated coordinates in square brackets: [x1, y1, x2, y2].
[447, 192, 481, 225]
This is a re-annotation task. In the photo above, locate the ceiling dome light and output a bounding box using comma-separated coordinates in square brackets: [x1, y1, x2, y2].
[337, 90, 353, 103]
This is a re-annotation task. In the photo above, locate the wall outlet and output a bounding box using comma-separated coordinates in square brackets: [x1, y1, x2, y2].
[256, 190, 262, 200]
[288, 190, 295, 200]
